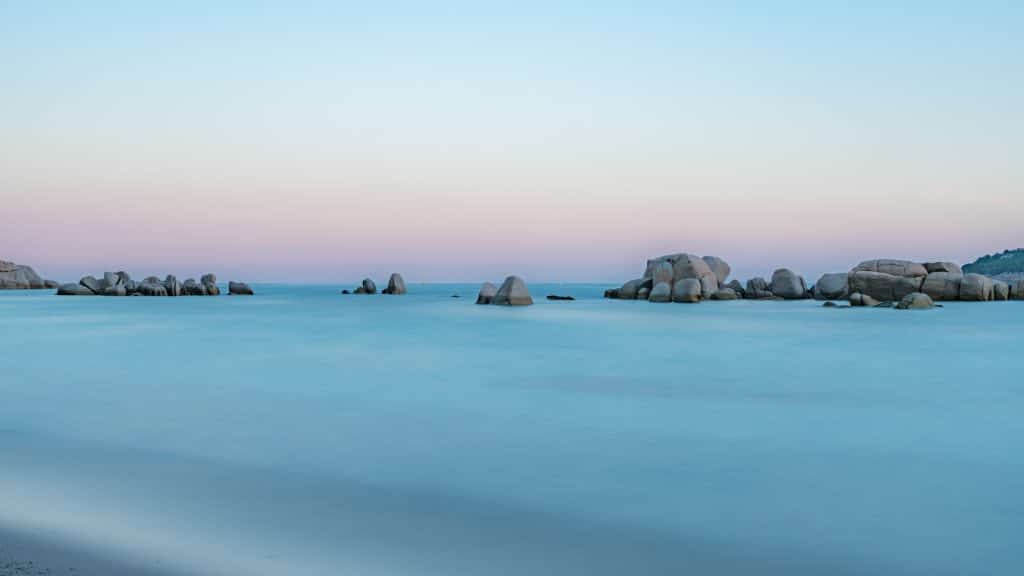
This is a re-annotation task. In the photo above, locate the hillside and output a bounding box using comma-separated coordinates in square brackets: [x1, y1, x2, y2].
[964, 249, 1024, 281]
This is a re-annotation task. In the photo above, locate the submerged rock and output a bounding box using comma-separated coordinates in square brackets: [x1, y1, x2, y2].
[849, 292, 881, 307]
[896, 292, 935, 310]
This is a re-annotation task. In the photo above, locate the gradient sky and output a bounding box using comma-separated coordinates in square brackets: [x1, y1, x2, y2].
[2, 1, 1021, 283]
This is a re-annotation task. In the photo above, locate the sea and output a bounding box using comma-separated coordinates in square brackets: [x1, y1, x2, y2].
[1, 284, 1021, 575]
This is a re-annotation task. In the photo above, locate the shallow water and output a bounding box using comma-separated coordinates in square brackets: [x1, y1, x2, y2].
[1, 285, 1022, 575]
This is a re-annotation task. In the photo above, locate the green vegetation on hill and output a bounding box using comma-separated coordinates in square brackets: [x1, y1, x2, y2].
[963, 249, 1024, 276]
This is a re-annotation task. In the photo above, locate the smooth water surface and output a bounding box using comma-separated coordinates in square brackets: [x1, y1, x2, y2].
[1, 285, 1022, 575]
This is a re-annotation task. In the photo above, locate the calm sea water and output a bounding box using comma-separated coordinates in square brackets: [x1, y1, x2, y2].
[1, 284, 1022, 575]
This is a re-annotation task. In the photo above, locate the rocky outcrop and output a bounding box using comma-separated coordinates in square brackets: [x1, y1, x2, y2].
[1013, 280, 1024, 300]
[492, 276, 533, 306]
[725, 280, 745, 298]
[382, 273, 407, 295]
[609, 252, 729, 303]
[0, 260, 54, 289]
[769, 269, 808, 300]
[960, 273, 993, 301]
[896, 292, 935, 310]
[229, 281, 254, 295]
[813, 273, 849, 301]
[476, 282, 498, 305]
[56, 271, 230, 297]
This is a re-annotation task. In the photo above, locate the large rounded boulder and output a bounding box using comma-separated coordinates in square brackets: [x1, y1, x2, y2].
[0, 261, 48, 289]
[476, 282, 498, 305]
[672, 278, 702, 303]
[960, 273, 993, 301]
[648, 282, 672, 303]
[813, 273, 849, 300]
[848, 271, 923, 302]
[229, 281, 254, 295]
[853, 259, 928, 278]
[769, 268, 807, 299]
[701, 256, 731, 284]
[896, 292, 935, 310]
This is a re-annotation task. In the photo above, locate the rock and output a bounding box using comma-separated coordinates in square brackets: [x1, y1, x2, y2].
[44, 279, 59, 289]
[848, 271, 923, 302]
[201, 274, 220, 296]
[648, 281, 672, 303]
[383, 273, 407, 295]
[849, 292, 881, 307]
[636, 286, 651, 300]
[143, 276, 162, 284]
[744, 278, 772, 299]
[341, 289, 352, 295]
[164, 275, 183, 297]
[672, 278, 702, 303]
[546, 294, 575, 301]
[476, 282, 498, 305]
[823, 301, 837, 308]
[101, 272, 122, 291]
[79, 275, 103, 294]
[57, 283, 94, 296]
[701, 256, 731, 284]
[699, 275, 719, 299]
[0, 261, 47, 289]
[183, 279, 205, 296]
[617, 279, 644, 300]
[711, 287, 738, 300]
[993, 280, 1009, 301]
[725, 279, 745, 298]
[853, 259, 928, 278]
[493, 275, 533, 306]
[920, 272, 963, 301]
[360, 278, 377, 294]
[229, 281, 254, 295]
[875, 301, 895, 308]
[769, 268, 807, 299]
[650, 261, 674, 286]
[896, 292, 935, 310]
[1014, 280, 1024, 300]
[924, 262, 962, 274]
[137, 282, 168, 297]
[103, 285, 127, 297]
[603, 288, 619, 299]
[960, 273, 993, 301]
[814, 273, 849, 301]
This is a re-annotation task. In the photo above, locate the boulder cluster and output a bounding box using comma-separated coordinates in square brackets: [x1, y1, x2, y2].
[604, 253, 810, 303]
[814, 259, 1024, 305]
[345, 273, 407, 295]
[0, 260, 58, 290]
[56, 272, 251, 296]
[477, 276, 533, 306]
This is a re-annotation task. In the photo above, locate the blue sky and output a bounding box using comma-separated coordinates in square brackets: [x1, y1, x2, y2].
[2, 1, 1021, 282]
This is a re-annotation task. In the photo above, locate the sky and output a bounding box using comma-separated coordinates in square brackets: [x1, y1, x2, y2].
[1, 1, 1022, 283]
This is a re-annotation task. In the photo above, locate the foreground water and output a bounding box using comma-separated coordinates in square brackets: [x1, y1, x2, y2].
[1, 285, 1021, 575]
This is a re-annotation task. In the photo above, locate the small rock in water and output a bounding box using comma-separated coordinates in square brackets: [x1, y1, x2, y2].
[823, 301, 837, 307]
[451, 294, 460, 298]
[341, 289, 351, 294]
[546, 294, 575, 301]
[895, 292, 934, 310]
[229, 281, 254, 295]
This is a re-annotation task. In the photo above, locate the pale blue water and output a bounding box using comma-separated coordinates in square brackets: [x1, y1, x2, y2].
[1, 285, 1022, 575]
